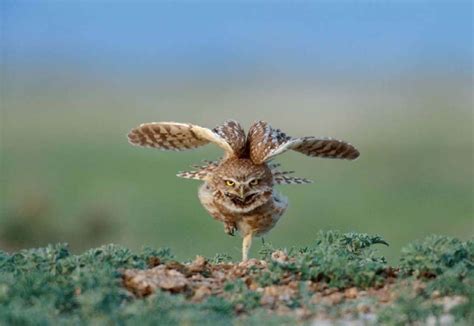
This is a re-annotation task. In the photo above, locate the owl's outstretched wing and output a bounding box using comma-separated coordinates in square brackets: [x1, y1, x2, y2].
[248, 121, 360, 164]
[128, 120, 246, 158]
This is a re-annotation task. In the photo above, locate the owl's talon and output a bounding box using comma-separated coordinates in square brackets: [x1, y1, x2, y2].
[224, 223, 237, 236]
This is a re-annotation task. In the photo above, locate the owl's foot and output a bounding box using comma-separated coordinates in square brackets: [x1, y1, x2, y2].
[224, 223, 237, 236]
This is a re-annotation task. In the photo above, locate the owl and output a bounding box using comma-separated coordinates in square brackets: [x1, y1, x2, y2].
[128, 120, 359, 261]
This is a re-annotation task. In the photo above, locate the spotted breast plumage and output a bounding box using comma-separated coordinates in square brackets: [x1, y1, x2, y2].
[128, 120, 359, 261]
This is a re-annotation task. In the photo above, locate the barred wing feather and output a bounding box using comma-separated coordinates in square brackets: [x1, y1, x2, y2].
[247, 121, 359, 163]
[128, 121, 246, 158]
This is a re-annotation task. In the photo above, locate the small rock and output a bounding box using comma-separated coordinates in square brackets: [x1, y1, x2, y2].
[188, 255, 208, 273]
[431, 290, 441, 299]
[155, 268, 188, 292]
[123, 266, 188, 295]
[344, 287, 358, 299]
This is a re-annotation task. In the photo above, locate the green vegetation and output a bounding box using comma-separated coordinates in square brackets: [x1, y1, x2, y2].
[258, 231, 390, 288]
[379, 235, 473, 325]
[0, 232, 471, 325]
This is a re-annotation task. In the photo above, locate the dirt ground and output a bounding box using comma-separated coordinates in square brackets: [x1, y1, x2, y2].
[123, 253, 467, 324]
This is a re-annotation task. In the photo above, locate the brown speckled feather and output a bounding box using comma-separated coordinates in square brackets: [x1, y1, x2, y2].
[212, 120, 246, 157]
[128, 122, 211, 150]
[247, 121, 359, 163]
[290, 137, 359, 160]
[128, 121, 246, 158]
[247, 121, 292, 164]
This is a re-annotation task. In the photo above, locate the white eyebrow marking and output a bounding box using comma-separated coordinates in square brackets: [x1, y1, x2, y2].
[243, 176, 261, 185]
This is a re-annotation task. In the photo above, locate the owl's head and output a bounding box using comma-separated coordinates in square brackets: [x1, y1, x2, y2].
[211, 158, 273, 213]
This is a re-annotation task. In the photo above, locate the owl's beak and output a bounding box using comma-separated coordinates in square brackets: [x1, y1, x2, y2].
[238, 186, 245, 199]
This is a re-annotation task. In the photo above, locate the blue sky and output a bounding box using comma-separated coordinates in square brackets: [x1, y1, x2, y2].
[3, 1, 472, 77]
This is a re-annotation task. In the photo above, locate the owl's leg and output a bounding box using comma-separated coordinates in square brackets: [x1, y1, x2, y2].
[242, 233, 253, 261]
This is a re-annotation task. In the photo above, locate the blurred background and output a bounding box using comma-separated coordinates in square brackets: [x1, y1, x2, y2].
[1, 1, 472, 263]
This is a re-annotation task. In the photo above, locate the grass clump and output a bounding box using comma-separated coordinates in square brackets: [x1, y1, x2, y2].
[259, 230, 390, 288]
[399, 235, 473, 296]
[399, 235, 473, 279]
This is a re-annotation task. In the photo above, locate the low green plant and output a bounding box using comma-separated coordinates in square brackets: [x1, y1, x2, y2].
[399, 235, 473, 278]
[259, 230, 389, 288]
[400, 235, 473, 295]
[0, 232, 471, 325]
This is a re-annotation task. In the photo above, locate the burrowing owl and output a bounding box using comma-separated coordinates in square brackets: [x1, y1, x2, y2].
[128, 120, 359, 261]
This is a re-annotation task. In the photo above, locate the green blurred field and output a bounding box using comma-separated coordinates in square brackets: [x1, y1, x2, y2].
[1, 76, 472, 263]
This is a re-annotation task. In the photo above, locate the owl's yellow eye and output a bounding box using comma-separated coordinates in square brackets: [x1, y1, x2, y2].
[249, 179, 259, 186]
[225, 180, 235, 186]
